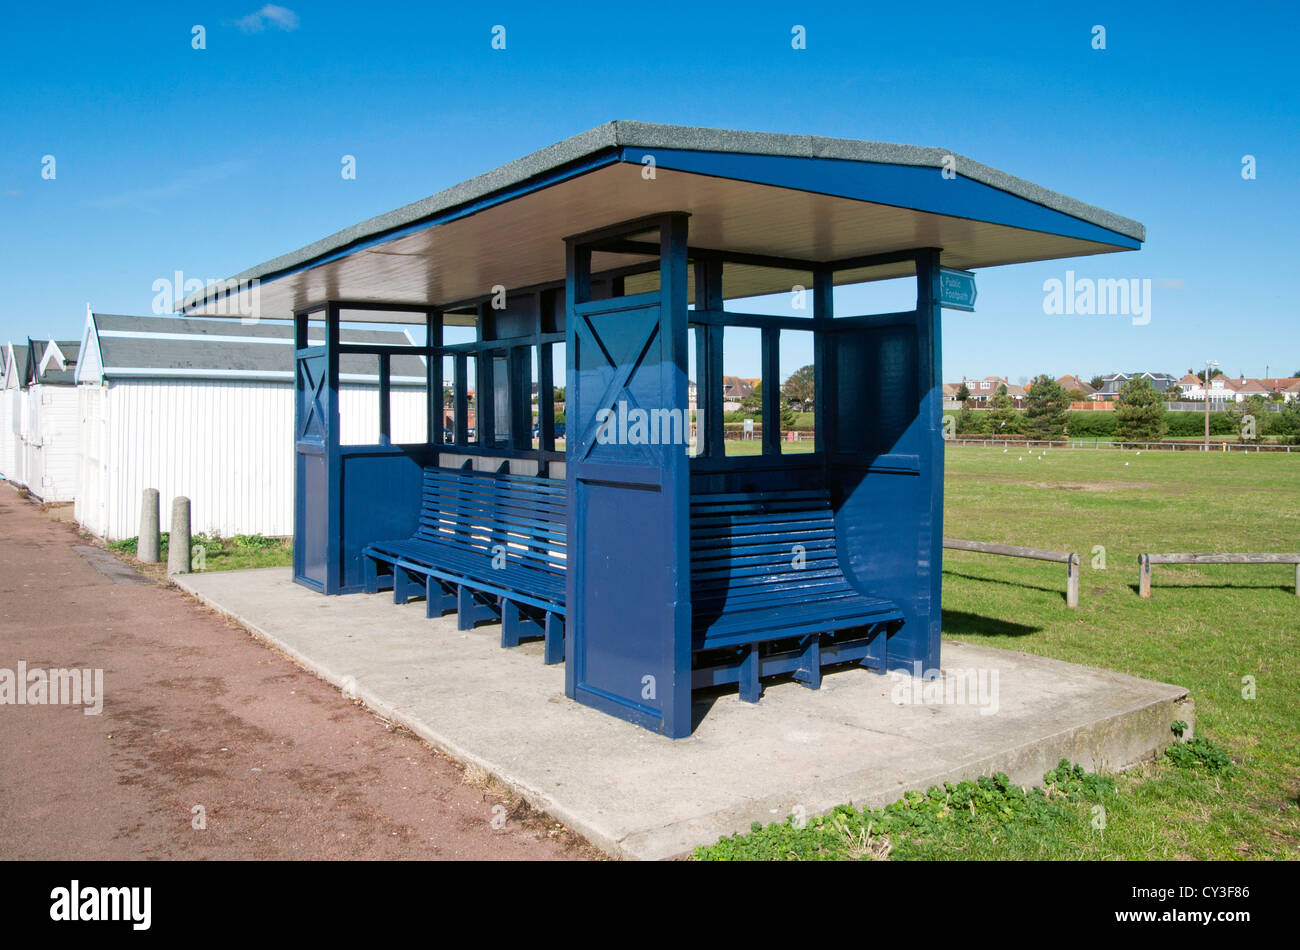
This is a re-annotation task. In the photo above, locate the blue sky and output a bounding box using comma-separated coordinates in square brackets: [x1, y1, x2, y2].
[2, 1, 1296, 382]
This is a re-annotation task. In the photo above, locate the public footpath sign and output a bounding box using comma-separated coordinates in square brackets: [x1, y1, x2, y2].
[939, 267, 977, 311]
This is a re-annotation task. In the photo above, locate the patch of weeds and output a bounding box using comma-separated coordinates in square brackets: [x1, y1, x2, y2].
[230, 533, 280, 551]
[1166, 736, 1235, 775]
[693, 760, 1114, 861]
[107, 534, 168, 555]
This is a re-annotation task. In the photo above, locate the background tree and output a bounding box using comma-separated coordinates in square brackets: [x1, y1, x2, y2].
[1227, 394, 1267, 444]
[987, 384, 1018, 435]
[1089, 375, 1105, 391]
[739, 381, 763, 415]
[955, 382, 971, 403]
[781, 364, 815, 411]
[1196, 367, 1224, 383]
[1024, 374, 1070, 440]
[1272, 398, 1300, 445]
[1114, 376, 1167, 443]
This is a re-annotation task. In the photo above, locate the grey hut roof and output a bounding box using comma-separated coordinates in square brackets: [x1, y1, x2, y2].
[24, 339, 80, 386]
[5, 344, 28, 388]
[81, 313, 427, 383]
[31, 340, 81, 385]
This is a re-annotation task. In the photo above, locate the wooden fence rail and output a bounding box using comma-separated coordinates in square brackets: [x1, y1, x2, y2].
[1138, 552, 1300, 598]
[943, 538, 1080, 608]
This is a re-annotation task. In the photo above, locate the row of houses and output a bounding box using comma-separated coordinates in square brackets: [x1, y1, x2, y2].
[945, 371, 1300, 404]
[1, 310, 428, 541]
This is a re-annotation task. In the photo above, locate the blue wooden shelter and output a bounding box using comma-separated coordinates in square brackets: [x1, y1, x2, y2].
[179, 122, 1144, 737]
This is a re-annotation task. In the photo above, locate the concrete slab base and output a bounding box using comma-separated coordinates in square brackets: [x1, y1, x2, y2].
[175, 567, 1192, 860]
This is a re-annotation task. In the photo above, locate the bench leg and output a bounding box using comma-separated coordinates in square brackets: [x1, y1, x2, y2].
[456, 585, 498, 630]
[394, 566, 423, 605]
[793, 634, 822, 690]
[544, 612, 564, 665]
[501, 599, 527, 648]
[861, 623, 888, 674]
[426, 577, 456, 619]
[364, 556, 394, 594]
[738, 644, 763, 703]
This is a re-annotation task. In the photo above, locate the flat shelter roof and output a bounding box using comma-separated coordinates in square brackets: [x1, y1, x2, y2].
[179, 121, 1145, 323]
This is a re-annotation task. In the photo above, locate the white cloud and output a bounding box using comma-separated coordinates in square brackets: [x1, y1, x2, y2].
[235, 5, 300, 33]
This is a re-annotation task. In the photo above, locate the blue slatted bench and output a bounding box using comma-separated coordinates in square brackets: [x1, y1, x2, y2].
[688, 490, 903, 701]
[362, 466, 567, 664]
[364, 471, 899, 700]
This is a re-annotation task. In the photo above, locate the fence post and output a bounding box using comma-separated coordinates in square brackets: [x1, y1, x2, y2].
[168, 496, 191, 575]
[1295, 563, 1299, 598]
[1066, 552, 1079, 608]
[138, 488, 160, 563]
[1138, 554, 1151, 598]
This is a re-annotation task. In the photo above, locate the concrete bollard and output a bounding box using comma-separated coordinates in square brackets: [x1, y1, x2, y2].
[167, 496, 191, 575]
[139, 489, 161, 563]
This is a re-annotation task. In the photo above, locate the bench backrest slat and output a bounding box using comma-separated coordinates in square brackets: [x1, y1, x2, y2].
[415, 467, 567, 575]
[690, 489, 844, 602]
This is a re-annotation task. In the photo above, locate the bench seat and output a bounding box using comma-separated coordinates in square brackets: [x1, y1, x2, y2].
[363, 466, 566, 664]
[363, 469, 901, 702]
[688, 489, 903, 698]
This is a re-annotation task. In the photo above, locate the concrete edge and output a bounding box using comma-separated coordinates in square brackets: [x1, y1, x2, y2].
[632, 680, 1193, 861]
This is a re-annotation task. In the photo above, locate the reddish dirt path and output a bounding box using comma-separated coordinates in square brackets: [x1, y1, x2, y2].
[0, 486, 598, 860]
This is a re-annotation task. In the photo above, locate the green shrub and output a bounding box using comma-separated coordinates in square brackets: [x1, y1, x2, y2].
[1065, 411, 1117, 438]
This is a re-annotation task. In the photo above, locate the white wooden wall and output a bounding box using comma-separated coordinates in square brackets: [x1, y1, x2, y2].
[76, 378, 429, 541]
[0, 389, 15, 482]
[25, 385, 81, 502]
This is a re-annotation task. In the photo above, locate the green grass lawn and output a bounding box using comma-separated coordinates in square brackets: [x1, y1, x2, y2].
[108, 533, 292, 573]
[697, 446, 1300, 860]
[722, 439, 817, 455]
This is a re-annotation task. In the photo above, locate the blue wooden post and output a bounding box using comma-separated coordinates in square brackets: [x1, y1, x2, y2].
[323, 302, 343, 593]
[427, 308, 442, 451]
[564, 212, 693, 737]
[292, 306, 330, 590]
[910, 249, 945, 672]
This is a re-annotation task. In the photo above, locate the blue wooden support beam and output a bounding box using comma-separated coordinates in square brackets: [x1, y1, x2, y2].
[813, 268, 834, 455]
[695, 257, 725, 460]
[761, 326, 780, 455]
[324, 302, 343, 593]
[378, 352, 391, 446]
[427, 309, 442, 449]
[453, 352, 468, 445]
